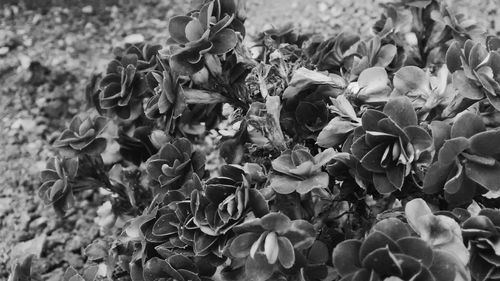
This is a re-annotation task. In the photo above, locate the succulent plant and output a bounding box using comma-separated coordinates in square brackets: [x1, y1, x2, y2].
[99, 53, 149, 120]
[269, 147, 337, 194]
[423, 113, 500, 206]
[280, 68, 346, 140]
[123, 178, 224, 280]
[333, 198, 470, 281]
[191, 165, 269, 236]
[113, 43, 163, 71]
[54, 115, 107, 157]
[462, 208, 500, 281]
[144, 64, 187, 134]
[165, 1, 240, 75]
[306, 32, 360, 73]
[228, 212, 316, 280]
[143, 255, 213, 281]
[146, 138, 206, 196]
[350, 96, 433, 194]
[349, 36, 400, 77]
[38, 157, 78, 215]
[446, 39, 500, 111]
[254, 23, 306, 51]
[332, 217, 462, 281]
[391, 65, 452, 113]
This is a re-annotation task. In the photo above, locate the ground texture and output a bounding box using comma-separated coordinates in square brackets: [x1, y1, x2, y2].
[0, 0, 498, 279]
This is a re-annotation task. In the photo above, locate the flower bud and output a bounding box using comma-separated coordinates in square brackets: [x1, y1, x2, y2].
[264, 232, 279, 264]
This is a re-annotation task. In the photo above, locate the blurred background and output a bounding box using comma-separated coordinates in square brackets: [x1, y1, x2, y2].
[0, 0, 498, 279]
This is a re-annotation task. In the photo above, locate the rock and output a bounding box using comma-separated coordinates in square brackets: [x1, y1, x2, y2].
[81, 5, 93, 14]
[124, 34, 144, 44]
[10, 234, 46, 261]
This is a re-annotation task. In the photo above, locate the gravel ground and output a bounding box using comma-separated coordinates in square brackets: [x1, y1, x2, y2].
[0, 0, 498, 279]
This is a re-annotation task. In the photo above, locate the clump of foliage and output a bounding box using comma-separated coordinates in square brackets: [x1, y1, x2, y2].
[18, 0, 500, 280]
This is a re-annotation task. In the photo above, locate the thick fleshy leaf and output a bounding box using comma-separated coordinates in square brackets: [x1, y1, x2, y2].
[168, 16, 192, 44]
[404, 198, 433, 236]
[261, 213, 291, 233]
[269, 174, 300, 195]
[452, 71, 484, 100]
[185, 19, 205, 42]
[359, 231, 400, 262]
[143, 257, 172, 281]
[404, 126, 433, 159]
[317, 118, 358, 147]
[393, 66, 429, 93]
[357, 67, 391, 103]
[465, 161, 500, 191]
[360, 143, 387, 173]
[361, 247, 402, 276]
[350, 134, 371, 160]
[282, 220, 316, 249]
[430, 121, 451, 153]
[423, 162, 453, 194]
[372, 218, 410, 241]
[332, 239, 362, 276]
[277, 237, 295, 268]
[361, 110, 387, 132]
[451, 112, 485, 138]
[245, 252, 275, 281]
[444, 175, 477, 206]
[397, 237, 434, 267]
[383, 96, 417, 128]
[469, 130, 500, 156]
[446, 41, 463, 73]
[373, 173, 397, 194]
[437, 137, 469, 166]
[295, 173, 329, 194]
[229, 233, 260, 258]
[429, 250, 458, 281]
[444, 162, 465, 194]
[209, 28, 238, 55]
[375, 44, 397, 67]
[386, 164, 405, 190]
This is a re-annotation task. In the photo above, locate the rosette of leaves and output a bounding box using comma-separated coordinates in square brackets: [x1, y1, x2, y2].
[306, 32, 360, 73]
[39, 157, 78, 215]
[462, 208, 500, 281]
[332, 217, 464, 281]
[431, 3, 484, 44]
[143, 255, 213, 281]
[144, 63, 187, 134]
[98, 51, 150, 120]
[227, 212, 316, 281]
[349, 36, 401, 78]
[254, 23, 308, 53]
[166, 1, 240, 75]
[190, 0, 246, 36]
[113, 42, 163, 71]
[350, 96, 433, 194]
[146, 138, 206, 196]
[191, 165, 269, 236]
[423, 113, 500, 206]
[280, 68, 347, 140]
[123, 178, 225, 280]
[54, 115, 107, 157]
[269, 147, 337, 194]
[446, 39, 500, 111]
[391, 65, 452, 114]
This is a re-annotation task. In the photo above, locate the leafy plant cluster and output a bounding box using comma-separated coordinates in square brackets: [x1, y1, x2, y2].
[16, 0, 500, 280]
